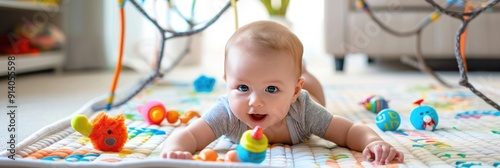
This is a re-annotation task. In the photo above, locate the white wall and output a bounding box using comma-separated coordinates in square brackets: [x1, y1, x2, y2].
[100, 0, 326, 72]
[65, 0, 107, 70]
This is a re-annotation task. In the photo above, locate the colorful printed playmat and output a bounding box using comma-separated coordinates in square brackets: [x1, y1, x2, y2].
[1, 81, 500, 167]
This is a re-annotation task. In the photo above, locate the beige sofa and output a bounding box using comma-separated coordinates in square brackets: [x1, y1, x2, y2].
[324, 0, 500, 71]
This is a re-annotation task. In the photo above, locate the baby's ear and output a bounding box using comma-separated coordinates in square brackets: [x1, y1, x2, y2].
[296, 77, 305, 90]
[292, 77, 305, 102]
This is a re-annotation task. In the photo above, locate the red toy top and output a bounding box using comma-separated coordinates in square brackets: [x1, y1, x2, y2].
[413, 99, 424, 106]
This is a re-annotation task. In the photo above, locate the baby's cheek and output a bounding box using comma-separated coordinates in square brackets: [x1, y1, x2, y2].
[228, 99, 248, 115]
[274, 106, 290, 118]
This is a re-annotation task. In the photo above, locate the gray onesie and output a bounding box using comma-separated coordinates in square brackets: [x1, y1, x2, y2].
[203, 90, 333, 144]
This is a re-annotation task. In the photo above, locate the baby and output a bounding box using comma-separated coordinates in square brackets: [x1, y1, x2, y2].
[161, 21, 404, 165]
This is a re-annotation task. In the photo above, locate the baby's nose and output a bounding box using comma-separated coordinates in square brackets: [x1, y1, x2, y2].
[249, 93, 264, 107]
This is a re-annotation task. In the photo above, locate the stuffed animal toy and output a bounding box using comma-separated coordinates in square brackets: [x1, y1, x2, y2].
[409, 99, 439, 131]
[71, 112, 128, 152]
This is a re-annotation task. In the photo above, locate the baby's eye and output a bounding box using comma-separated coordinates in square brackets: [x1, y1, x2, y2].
[265, 86, 279, 93]
[238, 85, 249, 92]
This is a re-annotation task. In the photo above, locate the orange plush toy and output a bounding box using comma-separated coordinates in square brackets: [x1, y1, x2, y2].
[72, 112, 128, 152]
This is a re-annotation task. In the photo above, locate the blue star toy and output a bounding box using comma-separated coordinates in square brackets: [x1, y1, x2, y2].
[194, 75, 216, 93]
[409, 99, 439, 131]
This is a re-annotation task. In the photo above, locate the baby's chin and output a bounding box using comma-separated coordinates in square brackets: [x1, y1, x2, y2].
[245, 121, 270, 130]
[246, 123, 267, 129]
[246, 116, 288, 129]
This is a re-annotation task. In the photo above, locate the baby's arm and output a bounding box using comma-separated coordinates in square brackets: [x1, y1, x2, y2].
[323, 115, 404, 165]
[161, 118, 216, 159]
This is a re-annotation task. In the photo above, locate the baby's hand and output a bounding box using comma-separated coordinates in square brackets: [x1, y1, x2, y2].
[362, 140, 404, 165]
[161, 151, 193, 160]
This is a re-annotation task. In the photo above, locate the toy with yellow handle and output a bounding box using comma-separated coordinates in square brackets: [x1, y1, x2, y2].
[236, 125, 268, 163]
[72, 115, 93, 137]
[71, 112, 128, 152]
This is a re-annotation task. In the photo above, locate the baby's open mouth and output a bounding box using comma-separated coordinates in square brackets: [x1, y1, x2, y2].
[249, 114, 267, 122]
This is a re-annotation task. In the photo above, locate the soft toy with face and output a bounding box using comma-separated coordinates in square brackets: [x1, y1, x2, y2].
[409, 99, 439, 131]
[72, 112, 128, 152]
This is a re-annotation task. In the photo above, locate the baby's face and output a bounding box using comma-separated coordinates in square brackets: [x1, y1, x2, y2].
[225, 42, 301, 130]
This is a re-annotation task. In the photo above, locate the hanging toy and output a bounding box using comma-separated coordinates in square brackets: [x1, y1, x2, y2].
[409, 99, 439, 131]
[360, 95, 389, 113]
[71, 112, 128, 152]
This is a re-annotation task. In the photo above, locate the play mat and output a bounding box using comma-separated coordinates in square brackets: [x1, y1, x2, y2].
[1, 81, 500, 168]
